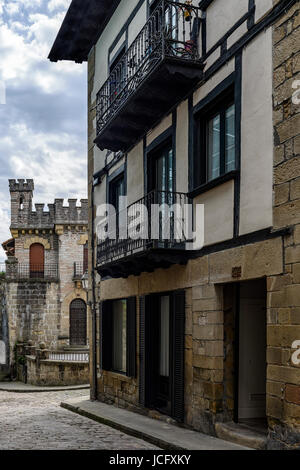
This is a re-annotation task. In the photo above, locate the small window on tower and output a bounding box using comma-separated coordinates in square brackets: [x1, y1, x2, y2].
[20, 195, 24, 210]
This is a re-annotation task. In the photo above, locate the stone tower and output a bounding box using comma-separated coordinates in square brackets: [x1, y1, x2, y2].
[9, 179, 34, 229]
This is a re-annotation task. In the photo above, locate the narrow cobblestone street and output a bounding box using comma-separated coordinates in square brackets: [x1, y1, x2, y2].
[0, 390, 159, 450]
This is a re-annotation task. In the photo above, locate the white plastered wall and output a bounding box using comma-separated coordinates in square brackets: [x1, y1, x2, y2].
[206, 0, 249, 51]
[194, 180, 235, 246]
[239, 28, 273, 235]
[127, 141, 144, 206]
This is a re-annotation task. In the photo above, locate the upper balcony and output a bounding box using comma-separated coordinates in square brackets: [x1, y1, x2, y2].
[95, 0, 203, 152]
[5, 262, 58, 282]
[97, 190, 192, 278]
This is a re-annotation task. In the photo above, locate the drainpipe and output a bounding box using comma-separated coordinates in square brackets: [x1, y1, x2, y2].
[90, 179, 97, 401]
[90, 159, 108, 400]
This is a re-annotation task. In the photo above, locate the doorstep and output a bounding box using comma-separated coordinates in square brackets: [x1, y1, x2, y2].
[215, 422, 268, 450]
[61, 397, 252, 451]
[0, 381, 90, 393]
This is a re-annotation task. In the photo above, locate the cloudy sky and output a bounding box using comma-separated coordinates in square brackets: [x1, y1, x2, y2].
[0, 0, 87, 262]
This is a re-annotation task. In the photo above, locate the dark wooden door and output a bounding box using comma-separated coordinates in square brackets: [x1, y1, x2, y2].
[30, 243, 44, 278]
[139, 291, 185, 422]
[70, 299, 87, 346]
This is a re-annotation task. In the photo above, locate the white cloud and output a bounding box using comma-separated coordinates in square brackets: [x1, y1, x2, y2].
[0, 0, 87, 262]
[9, 122, 87, 201]
[48, 0, 71, 13]
[4, 2, 19, 16]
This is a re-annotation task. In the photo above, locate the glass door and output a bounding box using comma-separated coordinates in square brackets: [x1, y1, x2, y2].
[148, 142, 174, 246]
[157, 295, 171, 414]
[109, 174, 125, 241]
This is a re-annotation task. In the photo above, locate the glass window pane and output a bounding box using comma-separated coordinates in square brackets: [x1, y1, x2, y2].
[225, 104, 235, 172]
[207, 114, 220, 181]
[159, 296, 170, 377]
[112, 300, 127, 373]
[168, 149, 173, 192]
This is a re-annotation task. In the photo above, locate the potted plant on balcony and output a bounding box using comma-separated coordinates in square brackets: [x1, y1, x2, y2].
[184, 1, 193, 22]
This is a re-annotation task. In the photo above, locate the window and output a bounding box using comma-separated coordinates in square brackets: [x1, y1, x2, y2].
[29, 243, 44, 278]
[108, 171, 126, 239]
[195, 89, 236, 187]
[112, 300, 127, 373]
[148, 140, 173, 193]
[109, 173, 125, 213]
[109, 46, 126, 74]
[149, 0, 160, 14]
[109, 45, 126, 100]
[101, 297, 136, 377]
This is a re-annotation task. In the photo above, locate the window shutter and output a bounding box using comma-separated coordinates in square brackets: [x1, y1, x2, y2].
[139, 295, 160, 408]
[100, 301, 112, 371]
[172, 290, 185, 423]
[139, 296, 146, 406]
[126, 297, 136, 378]
[30, 243, 44, 276]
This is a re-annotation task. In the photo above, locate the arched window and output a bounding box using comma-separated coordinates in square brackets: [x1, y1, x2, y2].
[30, 243, 44, 278]
[70, 299, 87, 346]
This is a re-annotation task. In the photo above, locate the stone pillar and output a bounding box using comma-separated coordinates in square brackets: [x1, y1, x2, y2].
[5, 257, 18, 280]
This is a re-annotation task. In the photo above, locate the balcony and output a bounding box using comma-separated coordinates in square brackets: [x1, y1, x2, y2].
[5, 263, 58, 281]
[95, 0, 203, 152]
[97, 190, 192, 278]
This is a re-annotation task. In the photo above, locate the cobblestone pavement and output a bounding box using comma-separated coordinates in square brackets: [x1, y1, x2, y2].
[0, 390, 159, 450]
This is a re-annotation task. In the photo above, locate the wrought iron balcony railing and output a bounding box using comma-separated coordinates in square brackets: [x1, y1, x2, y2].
[5, 263, 58, 281]
[97, 190, 191, 271]
[96, 0, 202, 147]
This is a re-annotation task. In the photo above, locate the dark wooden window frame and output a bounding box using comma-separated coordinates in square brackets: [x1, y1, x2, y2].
[106, 164, 126, 206]
[145, 125, 176, 195]
[147, 135, 174, 194]
[189, 69, 242, 199]
[194, 84, 236, 189]
[100, 297, 136, 377]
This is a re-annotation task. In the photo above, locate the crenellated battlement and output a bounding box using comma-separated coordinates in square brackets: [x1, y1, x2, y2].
[9, 179, 88, 230]
[53, 199, 88, 224]
[9, 179, 34, 192]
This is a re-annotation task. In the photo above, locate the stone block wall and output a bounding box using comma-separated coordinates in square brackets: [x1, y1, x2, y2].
[58, 228, 86, 297]
[267, 2, 300, 448]
[26, 356, 89, 386]
[6, 280, 60, 353]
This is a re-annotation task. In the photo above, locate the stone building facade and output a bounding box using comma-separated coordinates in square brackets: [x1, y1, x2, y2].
[1, 179, 89, 378]
[50, 0, 300, 449]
